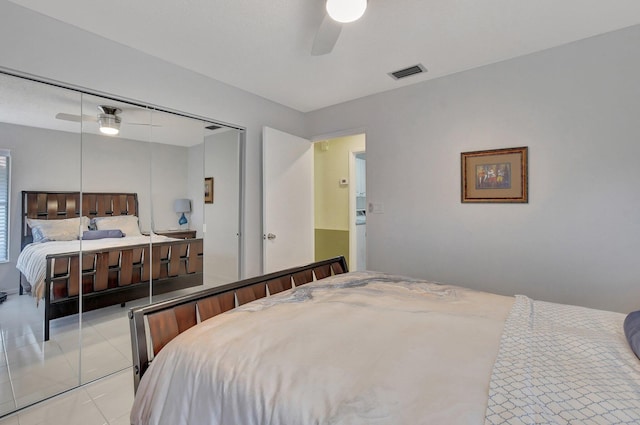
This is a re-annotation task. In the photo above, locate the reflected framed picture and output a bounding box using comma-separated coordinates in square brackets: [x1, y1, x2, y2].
[461, 147, 528, 203]
[204, 177, 214, 204]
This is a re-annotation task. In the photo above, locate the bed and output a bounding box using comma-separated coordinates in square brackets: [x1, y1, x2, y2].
[128, 257, 640, 425]
[17, 191, 203, 341]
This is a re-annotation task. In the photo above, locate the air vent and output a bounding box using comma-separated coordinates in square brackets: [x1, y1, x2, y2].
[205, 124, 222, 131]
[388, 64, 427, 80]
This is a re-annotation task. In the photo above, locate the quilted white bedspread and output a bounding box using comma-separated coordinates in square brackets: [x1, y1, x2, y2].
[485, 295, 640, 424]
[16, 235, 174, 300]
[131, 271, 514, 425]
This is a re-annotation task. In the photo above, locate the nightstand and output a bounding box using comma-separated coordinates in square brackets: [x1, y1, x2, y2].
[152, 229, 197, 239]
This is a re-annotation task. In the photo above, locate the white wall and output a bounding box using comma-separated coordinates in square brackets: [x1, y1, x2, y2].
[149, 142, 190, 231]
[187, 143, 205, 237]
[186, 131, 242, 285]
[0, 122, 190, 292]
[203, 130, 241, 284]
[307, 25, 640, 313]
[0, 0, 307, 279]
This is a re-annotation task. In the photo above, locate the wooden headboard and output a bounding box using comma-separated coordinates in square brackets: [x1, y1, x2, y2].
[21, 191, 139, 248]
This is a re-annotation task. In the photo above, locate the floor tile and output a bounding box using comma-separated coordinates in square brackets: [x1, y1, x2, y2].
[16, 388, 108, 425]
[0, 380, 14, 405]
[13, 376, 79, 409]
[4, 341, 65, 370]
[0, 411, 19, 425]
[89, 317, 129, 341]
[108, 334, 133, 362]
[0, 285, 197, 418]
[0, 365, 9, 385]
[54, 327, 95, 353]
[85, 370, 133, 423]
[109, 412, 132, 425]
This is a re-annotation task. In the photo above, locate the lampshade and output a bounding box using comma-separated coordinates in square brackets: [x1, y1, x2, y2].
[174, 199, 191, 227]
[98, 113, 121, 135]
[326, 0, 367, 23]
[174, 199, 191, 213]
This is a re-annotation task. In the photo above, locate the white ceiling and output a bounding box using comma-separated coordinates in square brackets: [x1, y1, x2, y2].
[7, 0, 640, 113]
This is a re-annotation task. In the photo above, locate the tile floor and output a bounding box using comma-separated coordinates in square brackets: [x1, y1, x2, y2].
[0, 280, 225, 420]
[0, 368, 134, 425]
[0, 293, 137, 417]
[0, 270, 290, 424]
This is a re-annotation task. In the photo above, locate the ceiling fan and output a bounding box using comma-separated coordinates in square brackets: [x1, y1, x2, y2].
[55, 105, 160, 136]
[311, 0, 368, 56]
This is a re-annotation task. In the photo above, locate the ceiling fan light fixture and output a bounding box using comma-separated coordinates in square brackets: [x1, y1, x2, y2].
[326, 0, 367, 23]
[98, 113, 121, 135]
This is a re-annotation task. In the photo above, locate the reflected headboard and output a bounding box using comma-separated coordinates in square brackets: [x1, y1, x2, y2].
[21, 191, 139, 248]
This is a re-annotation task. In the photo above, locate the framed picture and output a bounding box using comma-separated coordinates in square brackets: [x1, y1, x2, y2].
[461, 147, 528, 203]
[204, 177, 214, 204]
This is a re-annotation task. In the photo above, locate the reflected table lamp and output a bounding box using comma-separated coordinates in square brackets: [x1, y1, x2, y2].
[174, 199, 191, 227]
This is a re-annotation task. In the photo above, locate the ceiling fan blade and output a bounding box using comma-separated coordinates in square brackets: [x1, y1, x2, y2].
[126, 122, 162, 127]
[311, 14, 342, 56]
[55, 112, 97, 122]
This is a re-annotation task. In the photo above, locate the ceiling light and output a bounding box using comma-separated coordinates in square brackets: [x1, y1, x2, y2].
[326, 0, 367, 23]
[97, 107, 122, 135]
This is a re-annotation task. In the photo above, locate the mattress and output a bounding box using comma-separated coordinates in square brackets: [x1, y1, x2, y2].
[130, 271, 640, 425]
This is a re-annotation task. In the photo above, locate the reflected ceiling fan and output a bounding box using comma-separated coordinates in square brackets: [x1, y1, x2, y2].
[55, 105, 160, 136]
[311, 0, 368, 56]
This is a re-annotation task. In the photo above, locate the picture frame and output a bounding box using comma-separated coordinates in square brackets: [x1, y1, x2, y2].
[461, 146, 528, 203]
[204, 177, 214, 204]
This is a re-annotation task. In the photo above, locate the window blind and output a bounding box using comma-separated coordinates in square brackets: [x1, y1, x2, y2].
[0, 149, 10, 262]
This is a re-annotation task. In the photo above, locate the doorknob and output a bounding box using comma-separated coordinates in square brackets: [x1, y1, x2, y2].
[266, 233, 276, 240]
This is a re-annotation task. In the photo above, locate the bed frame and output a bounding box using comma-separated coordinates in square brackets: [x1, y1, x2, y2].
[20, 191, 204, 341]
[128, 256, 348, 392]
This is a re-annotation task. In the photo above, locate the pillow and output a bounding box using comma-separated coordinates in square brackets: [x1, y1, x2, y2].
[92, 215, 142, 236]
[27, 216, 91, 242]
[624, 310, 640, 359]
[82, 229, 126, 240]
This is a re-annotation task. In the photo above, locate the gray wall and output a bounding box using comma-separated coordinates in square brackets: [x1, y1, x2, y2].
[3, 0, 639, 312]
[204, 131, 241, 283]
[0, 0, 307, 279]
[187, 131, 241, 285]
[307, 25, 640, 313]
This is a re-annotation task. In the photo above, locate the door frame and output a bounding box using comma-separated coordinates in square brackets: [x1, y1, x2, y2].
[237, 129, 246, 279]
[348, 149, 366, 271]
[311, 128, 367, 271]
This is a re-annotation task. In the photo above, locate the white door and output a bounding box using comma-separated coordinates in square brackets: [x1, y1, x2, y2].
[262, 126, 314, 273]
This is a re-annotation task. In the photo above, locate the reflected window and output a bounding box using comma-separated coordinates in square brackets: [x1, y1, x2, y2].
[0, 149, 10, 262]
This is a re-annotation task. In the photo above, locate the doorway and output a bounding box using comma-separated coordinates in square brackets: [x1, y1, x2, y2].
[313, 134, 366, 270]
[351, 152, 366, 271]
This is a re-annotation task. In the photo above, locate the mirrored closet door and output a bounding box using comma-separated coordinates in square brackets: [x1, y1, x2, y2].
[202, 127, 242, 286]
[0, 71, 243, 417]
[79, 93, 153, 384]
[0, 73, 82, 415]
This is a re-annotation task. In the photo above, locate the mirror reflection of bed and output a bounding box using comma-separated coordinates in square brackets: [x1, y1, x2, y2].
[0, 72, 243, 417]
[18, 191, 205, 341]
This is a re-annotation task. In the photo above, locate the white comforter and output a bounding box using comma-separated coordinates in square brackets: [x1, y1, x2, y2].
[131, 271, 514, 425]
[16, 235, 175, 300]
